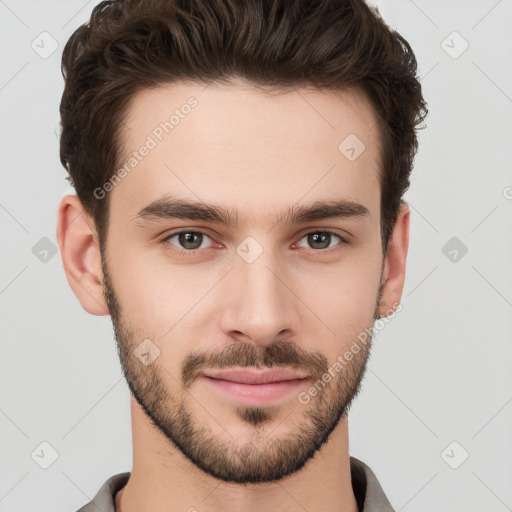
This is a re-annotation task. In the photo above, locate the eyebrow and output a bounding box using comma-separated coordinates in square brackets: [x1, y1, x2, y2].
[132, 196, 370, 227]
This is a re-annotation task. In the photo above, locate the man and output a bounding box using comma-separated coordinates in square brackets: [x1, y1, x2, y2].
[56, 0, 427, 510]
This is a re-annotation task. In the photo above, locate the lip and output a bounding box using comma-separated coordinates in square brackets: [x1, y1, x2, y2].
[200, 369, 310, 405]
[201, 368, 309, 384]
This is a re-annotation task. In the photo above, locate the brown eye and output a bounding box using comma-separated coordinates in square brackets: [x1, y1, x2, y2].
[296, 231, 344, 250]
[163, 231, 213, 252]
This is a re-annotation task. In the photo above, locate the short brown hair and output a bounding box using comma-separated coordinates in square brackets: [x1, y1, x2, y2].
[59, 0, 428, 255]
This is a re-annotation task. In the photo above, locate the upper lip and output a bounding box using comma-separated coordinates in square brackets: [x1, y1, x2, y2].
[202, 368, 309, 384]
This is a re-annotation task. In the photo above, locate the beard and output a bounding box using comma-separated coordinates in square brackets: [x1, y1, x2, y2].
[100, 244, 382, 484]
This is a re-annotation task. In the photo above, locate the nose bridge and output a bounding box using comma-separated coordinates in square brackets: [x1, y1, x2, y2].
[221, 239, 297, 342]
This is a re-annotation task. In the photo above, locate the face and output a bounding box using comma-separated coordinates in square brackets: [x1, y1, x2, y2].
[92, 80, 395, 484]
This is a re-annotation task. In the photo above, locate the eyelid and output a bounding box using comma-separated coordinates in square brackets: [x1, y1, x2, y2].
[294, 227, 351, 244]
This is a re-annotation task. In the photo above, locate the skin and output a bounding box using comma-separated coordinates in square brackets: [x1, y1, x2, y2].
[56, 80, 409, 512]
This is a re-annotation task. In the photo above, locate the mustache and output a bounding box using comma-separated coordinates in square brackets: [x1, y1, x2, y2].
[182, 340, 329, 388]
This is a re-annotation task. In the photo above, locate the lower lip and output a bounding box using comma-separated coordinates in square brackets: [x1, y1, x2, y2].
[201, 376, 310, 405]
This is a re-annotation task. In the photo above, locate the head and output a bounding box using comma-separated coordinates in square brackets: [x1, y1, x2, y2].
[57, 0, 427, 484]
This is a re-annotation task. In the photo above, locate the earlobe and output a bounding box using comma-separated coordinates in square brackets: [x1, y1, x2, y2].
[56, 194, 109, 316]
[377, 203, 410, 318]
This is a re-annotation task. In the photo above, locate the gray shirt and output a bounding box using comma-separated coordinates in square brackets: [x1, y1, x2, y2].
[75, 456, 395, 512]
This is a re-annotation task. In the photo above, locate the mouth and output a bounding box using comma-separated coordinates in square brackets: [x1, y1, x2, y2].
[201, 368, 310, 384]
[200, 368, 311, 405]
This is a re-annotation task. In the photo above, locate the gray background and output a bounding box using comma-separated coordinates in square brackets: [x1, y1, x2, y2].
[1, 0, 511, 510]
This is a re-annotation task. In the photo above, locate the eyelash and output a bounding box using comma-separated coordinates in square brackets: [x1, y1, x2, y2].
[159, 229, 349, 257]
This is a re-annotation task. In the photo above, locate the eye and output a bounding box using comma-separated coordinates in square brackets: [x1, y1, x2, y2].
[160, 229, 348, 257]
[162, 230, 215, 254]
[295, 230, 346, 251]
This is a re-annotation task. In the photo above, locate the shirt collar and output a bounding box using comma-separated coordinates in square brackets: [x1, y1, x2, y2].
[350, 456, 395, 511]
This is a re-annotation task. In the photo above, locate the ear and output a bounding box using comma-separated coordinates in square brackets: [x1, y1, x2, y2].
[377, 203, 410, 318]
[56, 194, 109, 316]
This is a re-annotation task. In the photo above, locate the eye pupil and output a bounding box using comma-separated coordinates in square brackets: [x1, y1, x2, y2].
[180, 232, 202, 249]
[308, 232, 331, 249]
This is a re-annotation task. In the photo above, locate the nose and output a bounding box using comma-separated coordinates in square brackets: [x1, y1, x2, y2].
[218, 246, 299, 347]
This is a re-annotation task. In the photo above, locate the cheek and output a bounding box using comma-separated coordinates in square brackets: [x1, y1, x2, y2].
[108, 244, 211, 337]
[295, 257, 381, 351]
[108, 225, 382, 344]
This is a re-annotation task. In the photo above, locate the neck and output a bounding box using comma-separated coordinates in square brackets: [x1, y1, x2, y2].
[116, 398, 359, 512]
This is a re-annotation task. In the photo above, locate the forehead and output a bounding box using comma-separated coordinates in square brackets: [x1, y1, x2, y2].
[111, 80, 382, 226]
